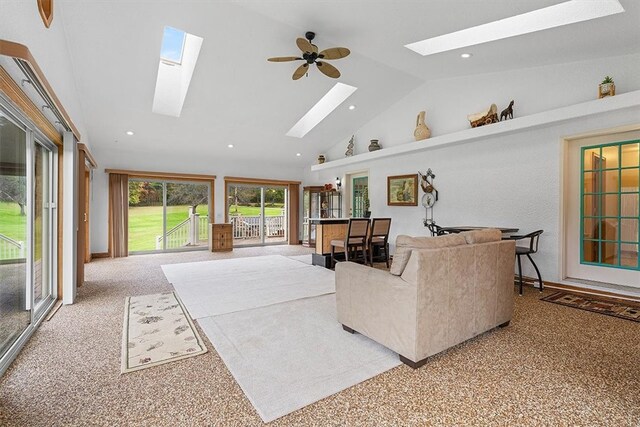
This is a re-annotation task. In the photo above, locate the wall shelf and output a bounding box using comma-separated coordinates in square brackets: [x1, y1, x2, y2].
[311, 90, 640, 172]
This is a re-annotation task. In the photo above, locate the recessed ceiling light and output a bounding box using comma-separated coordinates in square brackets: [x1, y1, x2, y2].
[460, 53, 472, 59]
[287, 83, 358, 138]
[227, 144, 234, 148]
[405, 0, 624, 56]
[296, 153, 301, 157]
[126, 131, 134, 135]
[348, 105, 356, 110]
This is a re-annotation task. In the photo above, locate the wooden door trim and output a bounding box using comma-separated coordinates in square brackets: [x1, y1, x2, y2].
[224, 176, 301, 186]
[77, 143, 97, 169]
[106, 168, 216, 181]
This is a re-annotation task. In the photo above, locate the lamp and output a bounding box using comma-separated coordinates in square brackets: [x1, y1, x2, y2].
[335, 177, 342, 191]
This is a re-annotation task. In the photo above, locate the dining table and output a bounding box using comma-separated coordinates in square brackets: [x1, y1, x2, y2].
[439, 226, 519, 238]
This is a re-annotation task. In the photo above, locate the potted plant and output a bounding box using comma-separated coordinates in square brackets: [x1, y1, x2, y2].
[599, 76, 615, 98]
[362, 186, 371, 218]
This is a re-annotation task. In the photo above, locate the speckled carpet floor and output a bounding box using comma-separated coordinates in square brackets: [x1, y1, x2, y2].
[1, 245, 639, 426]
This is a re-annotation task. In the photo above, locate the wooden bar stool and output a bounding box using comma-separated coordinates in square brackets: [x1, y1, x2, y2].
[330, 218, 370, 269]
[368, 218, 392, 267]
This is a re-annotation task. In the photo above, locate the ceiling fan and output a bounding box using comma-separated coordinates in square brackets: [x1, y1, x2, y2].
[268, 31, 350, 80]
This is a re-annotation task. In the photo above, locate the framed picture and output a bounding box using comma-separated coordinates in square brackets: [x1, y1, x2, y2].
[387, 174, 418, 206]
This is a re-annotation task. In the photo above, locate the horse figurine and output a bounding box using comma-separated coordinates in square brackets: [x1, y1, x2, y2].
[500, 100, 514, 121]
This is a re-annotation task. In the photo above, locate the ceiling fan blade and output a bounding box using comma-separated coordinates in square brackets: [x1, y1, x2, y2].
[296, 37, 314, 53]
[316, 61, 340, 79]
[319, 47, 350, 60]
[292, 63, 309, 80]
[267, 56, 303, 62]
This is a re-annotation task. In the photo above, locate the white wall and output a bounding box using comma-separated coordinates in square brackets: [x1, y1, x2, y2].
[306, 54, 640, 284]
[324, 53, 640, 160]
[89, 147, 305, 253]
[0, 0, 88, 144]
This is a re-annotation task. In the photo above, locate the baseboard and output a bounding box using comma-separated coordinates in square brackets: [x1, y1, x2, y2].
[91, 252, 110, 259]
[518, 275, 640, 302]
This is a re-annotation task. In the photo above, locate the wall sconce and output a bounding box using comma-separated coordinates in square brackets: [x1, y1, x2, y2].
[335, 177, 342, 191]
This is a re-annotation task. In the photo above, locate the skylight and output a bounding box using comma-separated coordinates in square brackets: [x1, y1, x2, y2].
[405, 0, 624, 56]
[152, 26, 203, 117]
[286, 83, 357, 138]
[160, 26, 187, 64]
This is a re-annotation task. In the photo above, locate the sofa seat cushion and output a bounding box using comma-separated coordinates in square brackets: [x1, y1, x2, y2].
[390, 234, 467, 276]
[460, 229, 502, 244]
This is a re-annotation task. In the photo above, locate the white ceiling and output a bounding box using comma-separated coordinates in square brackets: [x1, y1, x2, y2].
[56, 0, 640, 167]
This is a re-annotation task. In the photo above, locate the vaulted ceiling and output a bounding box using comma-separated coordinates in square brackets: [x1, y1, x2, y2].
[55, 0, 640, 167]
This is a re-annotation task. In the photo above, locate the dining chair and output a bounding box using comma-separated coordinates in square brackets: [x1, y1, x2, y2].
[368, 218, 392, 268]
[426, 222, 444, 236]
[330, 218, 370, 269]
[509, 230, 544, 295]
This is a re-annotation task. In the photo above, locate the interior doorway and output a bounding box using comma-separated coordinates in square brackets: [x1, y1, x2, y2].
[563, 126, 640, 288]
[345, 171, 368, 218]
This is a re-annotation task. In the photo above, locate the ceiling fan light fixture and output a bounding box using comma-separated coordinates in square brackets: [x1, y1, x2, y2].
[268, 32, 350, 80]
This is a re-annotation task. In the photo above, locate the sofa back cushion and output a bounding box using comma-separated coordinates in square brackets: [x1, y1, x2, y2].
[390, 234, 467, 275]
[460, 229, 502, 244]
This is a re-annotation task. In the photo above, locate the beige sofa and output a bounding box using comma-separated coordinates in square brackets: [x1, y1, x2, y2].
[335, 229, 516, 368]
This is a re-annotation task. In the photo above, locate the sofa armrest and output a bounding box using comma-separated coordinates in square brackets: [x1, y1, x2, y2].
[335, 261, 417, 359]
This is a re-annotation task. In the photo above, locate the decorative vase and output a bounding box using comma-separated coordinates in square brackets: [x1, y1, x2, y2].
[598, 83, 615, 98]
[414, 111, 431, 141]
[317, 154, 326, 164]
[368, 139, 381, 152]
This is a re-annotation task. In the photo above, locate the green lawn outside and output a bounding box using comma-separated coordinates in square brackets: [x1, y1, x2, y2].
[2, 201, 287, 253]
[227, 204, 285, 217]
[0, 201, 27, 243]
[129, 204, 286, 251]
[128, 204, 209, 252]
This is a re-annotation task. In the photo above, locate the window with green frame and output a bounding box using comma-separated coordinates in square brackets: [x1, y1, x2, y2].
[581, 140, 640, 270]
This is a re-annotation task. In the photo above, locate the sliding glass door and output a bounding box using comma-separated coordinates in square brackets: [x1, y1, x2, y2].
[128, 179, 210, 253]
[227, 183, 288, 246]
[0, 105, 57, 368]
[0, 111, 30, 358]
[33, 142, 53, 312]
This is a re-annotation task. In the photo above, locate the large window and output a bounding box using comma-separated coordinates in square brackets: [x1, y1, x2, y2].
[128, 179, 210, 253]
[581, 140, 639, 270]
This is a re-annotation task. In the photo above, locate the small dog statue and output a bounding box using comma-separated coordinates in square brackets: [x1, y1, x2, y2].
[500, 100, 514, 121]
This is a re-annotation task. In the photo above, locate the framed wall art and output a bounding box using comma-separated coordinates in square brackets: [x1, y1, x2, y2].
[387, 174, 418, 206]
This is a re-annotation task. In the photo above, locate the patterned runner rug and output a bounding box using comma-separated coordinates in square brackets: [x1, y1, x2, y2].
[541, 291, 640, 323]
[121, 292, 207, 373]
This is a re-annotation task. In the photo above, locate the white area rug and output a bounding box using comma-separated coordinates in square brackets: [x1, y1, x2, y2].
[161, 255, 334, 319]
[286, 254, 313, 265]
[161, 254, 401, 422]
[198, 294, 401, 423]
[121, 292, 207, 373]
